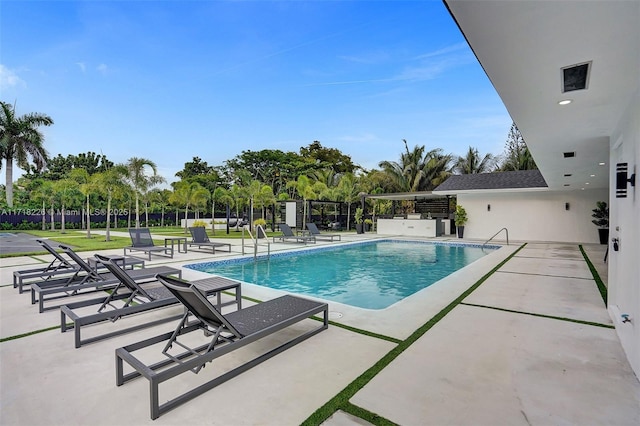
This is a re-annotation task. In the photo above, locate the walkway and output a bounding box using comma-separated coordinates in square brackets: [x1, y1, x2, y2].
[0, 236, 638, 425]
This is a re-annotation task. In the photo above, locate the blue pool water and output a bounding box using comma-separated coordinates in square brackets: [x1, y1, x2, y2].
[186, 240, 497, 310]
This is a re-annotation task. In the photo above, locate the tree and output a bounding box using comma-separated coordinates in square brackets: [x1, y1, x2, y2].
[286, 175, 327, 231]
[68, 168, 97, 238]
[30, 152, 113, 180]
[378, 140, 426, 192]
[31, 179, 52, 230]
[423, 148, 454, 190]
[170, 181, 210, 233]
[299, 141, 357, 174]
[123, 157, 165, 228]
[455, 146, 496, 174]
[94, 166, 128, 241]
[499, 122, 538, 171]
[0, 101, 53, 207]
[53, 179, 81, 233]
[336, 173, 360, 230]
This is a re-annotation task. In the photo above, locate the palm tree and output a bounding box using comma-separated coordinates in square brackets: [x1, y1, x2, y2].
[0, 101, 53, 207]
[336, 173, 360, 231]
[422, 148, 454, 190]
[123, 157, 165, 228]
[286, 175, 327, 230]
[455, 146, 496, 174]
[31, 179, 52, 230]
[378, 140, 426, 192]
[170, 181, 210, 233]
[53, 179, 81, 233]
[68, 168, 98, 238]
[94, 166, 128, 241]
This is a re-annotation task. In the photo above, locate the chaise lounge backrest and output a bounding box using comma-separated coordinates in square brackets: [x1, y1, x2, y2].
[157, 274, 242, 338]
[188, 226, 210, 244]
[278, 223, 296, 237]
[129, 228, 155, 247]
[94, 254, 162, 301]
[36, 239, 76, 269]
[306, 222, 321, 235]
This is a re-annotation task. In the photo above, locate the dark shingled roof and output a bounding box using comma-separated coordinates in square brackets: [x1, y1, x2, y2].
[433, 170, 547, 192]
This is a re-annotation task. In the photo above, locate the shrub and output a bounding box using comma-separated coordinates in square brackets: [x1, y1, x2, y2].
[192, 220, 208, 228]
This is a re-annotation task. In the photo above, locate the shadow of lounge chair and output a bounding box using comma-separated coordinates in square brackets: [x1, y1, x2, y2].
[124, 228, 173, 260]
[13, 239, 80, 293]
[272, 223, 316, 244]
[115, 273, 328, 420]
[306, 222, 341, 241]
[188, 226, 231, 254]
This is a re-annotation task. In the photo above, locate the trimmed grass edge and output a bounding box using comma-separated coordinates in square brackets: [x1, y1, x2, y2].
[301, 243, 527, 426]
[579, 245, 607, 306]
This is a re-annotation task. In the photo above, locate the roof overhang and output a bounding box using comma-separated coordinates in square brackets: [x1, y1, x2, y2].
[444, 0, 640, 191]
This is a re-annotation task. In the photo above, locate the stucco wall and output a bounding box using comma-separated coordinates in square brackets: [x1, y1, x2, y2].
[457, 189, 608, 244]
[608, 90, 639, 376]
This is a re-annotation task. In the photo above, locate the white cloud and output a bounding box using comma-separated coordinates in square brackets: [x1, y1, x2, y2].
[0, 64, 26, 90]
[96, 63, 108, 74]
[414, 43, 468, 60]
[76, 62, 86, 72]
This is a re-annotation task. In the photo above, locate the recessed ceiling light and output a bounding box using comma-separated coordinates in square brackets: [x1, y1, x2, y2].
[590, 174, 595, 177]
[558, 99, 572, 105]
[585, 182, 590, 185]
[599, 162, 606, 166]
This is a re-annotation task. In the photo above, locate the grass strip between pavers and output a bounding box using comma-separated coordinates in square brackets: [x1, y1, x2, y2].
[301, 243, 527, 426]
[0, 325, 61, 343]
[341, 401, 399, 426]
[460, 302, 615, 329]
[579, 245, 607, 306]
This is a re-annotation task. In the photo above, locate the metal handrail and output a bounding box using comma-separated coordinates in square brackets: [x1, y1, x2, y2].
[482, 227, 509, 251]
[242, 225, 270, 259]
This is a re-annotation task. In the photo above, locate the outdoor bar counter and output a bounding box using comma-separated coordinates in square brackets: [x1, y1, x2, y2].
[376, 216, 440, 237]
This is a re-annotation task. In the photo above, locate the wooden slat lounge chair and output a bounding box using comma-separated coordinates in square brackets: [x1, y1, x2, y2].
[124, 228, 174, 260]
[272, 223, 316, 244]
[32, 245, 167, 313]
[13, 239, 80, 293]
[61, 255, 242, 348]
[188, 226, 231, 254]
[115, 273, 328, 420]
[306, 222, 341, 241]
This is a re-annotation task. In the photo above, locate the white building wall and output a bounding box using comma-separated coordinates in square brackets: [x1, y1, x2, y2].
[608, 91, 639, 376]
[457, 189, 608, 243]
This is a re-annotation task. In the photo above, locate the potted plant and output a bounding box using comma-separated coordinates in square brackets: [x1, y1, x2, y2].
[253, 218, 267, 238]
[364, 218, 373, 232]
[591, 201, 609, 244]
[355, 207, 364, 234]
[454, 205, 468, 238]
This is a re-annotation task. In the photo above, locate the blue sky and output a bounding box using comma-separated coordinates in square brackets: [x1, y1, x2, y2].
[1, 0, 511, 185]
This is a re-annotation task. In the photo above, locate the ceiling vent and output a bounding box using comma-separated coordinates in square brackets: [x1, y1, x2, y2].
[563, 152, 576, 158]
[562, 61, 591, 93]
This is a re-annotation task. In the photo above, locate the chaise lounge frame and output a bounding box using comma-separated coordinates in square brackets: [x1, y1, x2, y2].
[306, 222, 341, 241]
[187, 226, 232, 254]
[116, 274, 328, 420]
[13, 239, 80, 293]
[32, 245, 164, 313]
[272, 223, 316, 244]
[124, 228, 174, 260]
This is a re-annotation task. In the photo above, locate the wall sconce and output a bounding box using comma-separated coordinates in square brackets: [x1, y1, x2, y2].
[487, 204, 491, 212]
[616, 163, 636, 198]
[565, 202, 570, 211]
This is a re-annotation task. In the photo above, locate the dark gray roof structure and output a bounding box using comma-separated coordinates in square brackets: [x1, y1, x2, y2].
[433, 170, 547, 193]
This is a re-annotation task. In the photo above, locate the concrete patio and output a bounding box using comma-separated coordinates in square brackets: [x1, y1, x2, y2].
[1, 233, 638, 425]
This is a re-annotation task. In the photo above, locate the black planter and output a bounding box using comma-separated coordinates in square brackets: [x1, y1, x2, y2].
[457, 225, 465, 238]
[598, 228, 609, 245]
[356, 223, 364, 234]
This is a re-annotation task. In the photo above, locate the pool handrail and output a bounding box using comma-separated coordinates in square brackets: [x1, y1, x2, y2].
[482, 227, 509, 252]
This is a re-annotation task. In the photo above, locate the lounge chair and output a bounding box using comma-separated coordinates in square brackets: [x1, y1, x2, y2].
[61, 255, 242, 348]
[31, 245, 168, 313]
[13, 239, 80, 293]
[115, 273, 328, 420]
[273, 223, 316, 244]
[306, 222, 341, 241]
[124, 228, 173, 260]
[188, 226, 231, 254]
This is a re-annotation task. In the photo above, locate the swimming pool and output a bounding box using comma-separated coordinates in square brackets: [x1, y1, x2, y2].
[186, 240, 498, 310]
